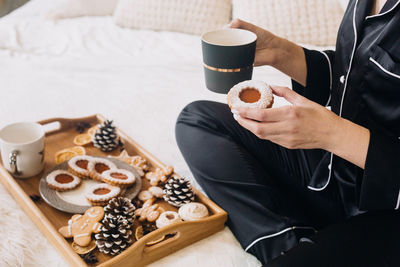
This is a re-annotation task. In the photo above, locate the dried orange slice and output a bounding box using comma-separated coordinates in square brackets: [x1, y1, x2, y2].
[73, 133, 92, 146]
[71, 240, 96, 255]
[55, 151, 77, 164]
[69, 146, 86, 155]
[88, 126, 98, 137]
[55, 146, 86, 164]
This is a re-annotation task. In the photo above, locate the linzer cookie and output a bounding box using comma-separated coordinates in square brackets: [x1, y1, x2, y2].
[101, 168, 136, 187]
[46, 170, 81, 191]
[68, 155, 93, 178]
[85, 183, 121, 206]
[88, 158, 116, 181]
[227, 80, 274, 109]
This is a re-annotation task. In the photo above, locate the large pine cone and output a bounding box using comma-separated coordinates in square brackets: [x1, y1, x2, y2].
[163, 176, 195, 207]
[104, 197, 135, 225]
[95, 215, 133, 256]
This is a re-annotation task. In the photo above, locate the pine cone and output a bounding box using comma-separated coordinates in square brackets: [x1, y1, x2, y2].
[163, 176, 195, 207]
[95, 215, 133, 256]
[92, 120, 121, 152]
[104, 197, 136, 225]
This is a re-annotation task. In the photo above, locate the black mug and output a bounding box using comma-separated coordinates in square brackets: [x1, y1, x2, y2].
[202, 28, 257, 94]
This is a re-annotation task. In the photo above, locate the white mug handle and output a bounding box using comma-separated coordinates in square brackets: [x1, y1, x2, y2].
[9, 150, 21, 176]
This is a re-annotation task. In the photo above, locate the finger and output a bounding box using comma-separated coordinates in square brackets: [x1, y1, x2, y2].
[232, 107, 291, 122]
[270, 86, 305, 105]
[235, 115, 285, 138]
[229, 19, 260, 33]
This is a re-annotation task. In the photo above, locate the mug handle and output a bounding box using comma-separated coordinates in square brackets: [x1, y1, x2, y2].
[9, 150, 21, 176]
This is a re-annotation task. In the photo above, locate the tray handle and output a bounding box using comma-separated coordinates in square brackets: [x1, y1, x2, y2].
[133, 219, 208, 259]
[38, 115, 98, 136]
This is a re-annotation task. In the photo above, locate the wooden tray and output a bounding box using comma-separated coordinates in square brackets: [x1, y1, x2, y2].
[0, 114, 228, 267]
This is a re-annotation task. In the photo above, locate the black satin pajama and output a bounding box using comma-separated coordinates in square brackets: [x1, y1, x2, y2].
[176, 0, 400, 265]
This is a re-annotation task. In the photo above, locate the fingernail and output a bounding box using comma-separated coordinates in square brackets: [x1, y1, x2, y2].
[231, 109, 239, 115]
[233, 114, 240, 121]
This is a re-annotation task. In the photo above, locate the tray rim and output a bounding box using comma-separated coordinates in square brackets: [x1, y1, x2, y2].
[0, 114, 228, 267]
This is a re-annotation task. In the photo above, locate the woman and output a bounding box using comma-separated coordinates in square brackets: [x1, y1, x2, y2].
[176, 0, 400, 265]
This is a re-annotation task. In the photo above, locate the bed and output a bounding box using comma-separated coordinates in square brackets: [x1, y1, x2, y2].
[0, 0, 334, 266]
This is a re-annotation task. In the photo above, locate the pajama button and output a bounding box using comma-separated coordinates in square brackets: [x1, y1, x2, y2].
[340, 75, 345, 84]
[328, 163, 332, 170]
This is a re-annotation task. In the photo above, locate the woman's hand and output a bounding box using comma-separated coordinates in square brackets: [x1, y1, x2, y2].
[229, 19, 307, 86]
[232, 86, 370, 168]
[229, 19, 280, 67]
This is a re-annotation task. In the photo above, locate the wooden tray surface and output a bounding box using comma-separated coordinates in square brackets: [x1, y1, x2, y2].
[0, 114, 227, 267]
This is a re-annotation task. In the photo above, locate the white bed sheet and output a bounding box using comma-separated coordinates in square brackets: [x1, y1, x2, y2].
[0, 1, 332, 266]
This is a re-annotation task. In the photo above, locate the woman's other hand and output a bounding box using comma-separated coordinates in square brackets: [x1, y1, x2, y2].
[229, 19, 307, 86]
[229, 19, 279, 67]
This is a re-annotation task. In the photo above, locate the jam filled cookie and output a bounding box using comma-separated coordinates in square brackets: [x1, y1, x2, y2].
[46, 170, 81, 191]
[227, 80, 274, 109]
[88, 158, 117, 181]
[85, 183, 121, 206]
[68, 155, 94, 178]
[156, 211, 182, 229]
[101, 168, 136, 187]
[178, 202, 209, 221]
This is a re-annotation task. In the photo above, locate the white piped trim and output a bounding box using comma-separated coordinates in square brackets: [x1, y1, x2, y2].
[395, 189, 400, 210]
[365, 0, 400, 20]
[369, 57, 400, 80]
[309, 0, 359, 192]
[244, 226, 316, 252]
[318, 50, 333, 106]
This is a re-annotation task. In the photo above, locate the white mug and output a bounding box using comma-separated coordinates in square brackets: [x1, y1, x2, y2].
[0, 122, 45, 178]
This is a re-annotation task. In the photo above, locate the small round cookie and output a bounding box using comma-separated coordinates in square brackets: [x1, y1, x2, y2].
[148, 186, 164, 198]
[138, 190, 154, 202]
[227, 80, 274, 109]
[178, 202, 209, 221]
[46, 170, 81, 191]
[68, 155, 93, 178]
[101, 168, 136, 187]
[88, 158, 117, 181]
[85, 183, 121, 206]
[156, 211, 182, 229]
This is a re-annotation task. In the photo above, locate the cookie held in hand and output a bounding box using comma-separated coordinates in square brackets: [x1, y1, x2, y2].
[227, 80, 274, 109]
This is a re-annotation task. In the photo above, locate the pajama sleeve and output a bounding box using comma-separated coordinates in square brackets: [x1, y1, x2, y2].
[291, 48, 335, 107]
[358, 129, 400, 210]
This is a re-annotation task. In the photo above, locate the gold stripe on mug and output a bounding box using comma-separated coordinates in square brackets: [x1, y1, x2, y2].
[203, 63, 252, 73]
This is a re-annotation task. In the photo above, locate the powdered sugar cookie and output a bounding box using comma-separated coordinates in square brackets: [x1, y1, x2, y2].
[46, 170, 81, 191]
[156, 211, 182, 228]
[68, 155, 94, 178]
[148, 186, 164, 198]
[101, 168, 136, 187]
[227, 80, 274, 109]
[88, 158, 117, 181]
[85, 183, 121, 206]
[178, 202, 209, 221]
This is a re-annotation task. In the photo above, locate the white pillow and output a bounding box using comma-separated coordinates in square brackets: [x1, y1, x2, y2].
[339, 0, 350, 10]
[113, 0, 232, 36]
[232, 0, 344, 46]
[46, 0, 118, 20]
